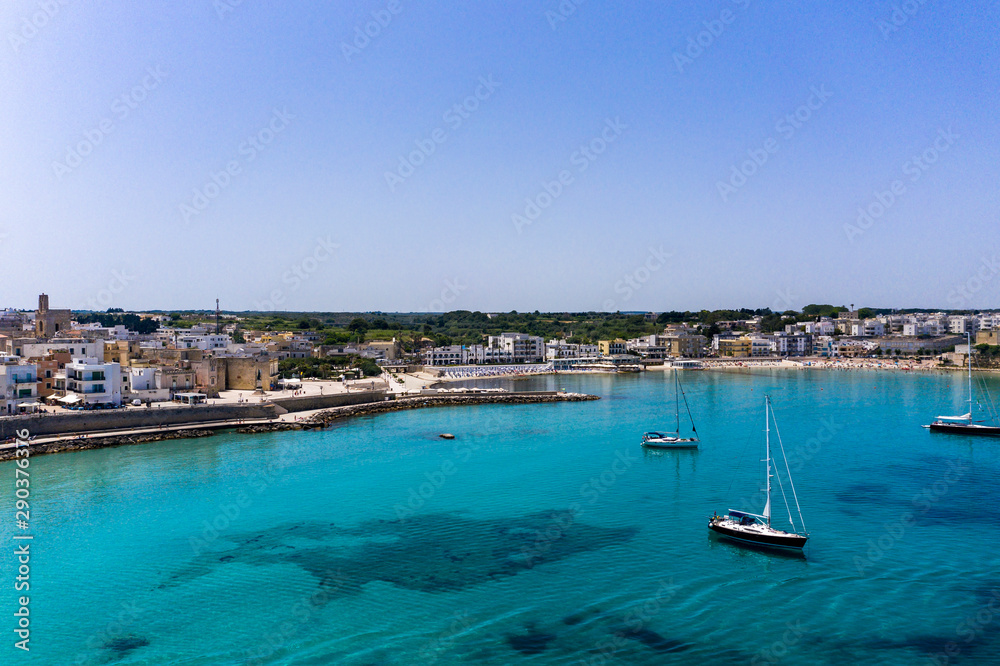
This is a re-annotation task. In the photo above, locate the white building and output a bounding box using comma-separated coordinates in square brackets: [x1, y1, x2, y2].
[488, 333, 545, 363]
[546, 339, 578, 359]
[977, 313, 1000, 330]
[64, 358, 122, 406]
[7, 337, 104, 360]
[124, 366, 171, 402]
[0, 357, 39, 415]
[948, 316, 976, 335]
[176, 334, 231, 351]
[423, 345, 467, 366]
[769, 333, 813, 356]
[466, 344, 511, 364]
[749, 337, 773, 357]
[626, 335, 668, 359]
[545, 339, 599, 360]
[851, 320, 885, 337]
[903, 317, 945, 337]
[74, 323, 134, 340]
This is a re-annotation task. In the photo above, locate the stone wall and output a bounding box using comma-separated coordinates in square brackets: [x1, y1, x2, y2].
[0, 403, 277, 439]
[270, 390, 387, 413]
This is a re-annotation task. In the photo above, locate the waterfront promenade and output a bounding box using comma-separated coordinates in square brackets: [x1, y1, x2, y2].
[0, 389, 598, 460]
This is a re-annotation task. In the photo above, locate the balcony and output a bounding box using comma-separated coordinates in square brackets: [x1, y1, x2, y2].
[11, 376, 35, 384]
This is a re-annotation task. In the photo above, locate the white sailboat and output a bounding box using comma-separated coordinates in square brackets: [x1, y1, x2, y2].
[641, 368, 699, 449]
[924, 332, 1000, 436]
[709, 395, 808, 550]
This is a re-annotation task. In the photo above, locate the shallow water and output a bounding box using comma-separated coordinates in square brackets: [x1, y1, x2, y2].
[4, 369, 1000, 664]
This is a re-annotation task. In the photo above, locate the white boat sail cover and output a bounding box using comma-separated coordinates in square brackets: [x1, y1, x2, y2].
[763, 496, 771, 521]
[936, 412, 972, 421]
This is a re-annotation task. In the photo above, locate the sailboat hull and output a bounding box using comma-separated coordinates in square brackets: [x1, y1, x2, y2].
[641, 438, 699, 449]
[928, 423, 1000, 436]
[708, 521, 808, 550]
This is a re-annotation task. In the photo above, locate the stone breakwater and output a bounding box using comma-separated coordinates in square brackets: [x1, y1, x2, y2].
[302, 391, 600, 428]
[1, 392, 599, 459]
[0, 429, 216, 461]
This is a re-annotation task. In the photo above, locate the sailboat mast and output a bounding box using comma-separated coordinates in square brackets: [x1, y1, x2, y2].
[968, 331, 973, 422]
[764, 396, 772, 526]
[674, 369, 680, 433]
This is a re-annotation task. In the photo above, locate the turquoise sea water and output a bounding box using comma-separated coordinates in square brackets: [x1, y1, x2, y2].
[4, 369, 1000, 665]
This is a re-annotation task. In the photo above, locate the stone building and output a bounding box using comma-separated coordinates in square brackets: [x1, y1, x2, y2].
[35, 294, 72, 338]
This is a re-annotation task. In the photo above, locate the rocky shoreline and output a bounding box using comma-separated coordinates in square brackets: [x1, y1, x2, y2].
[0, 429, 217, 460]
[1, 392, 599, 460]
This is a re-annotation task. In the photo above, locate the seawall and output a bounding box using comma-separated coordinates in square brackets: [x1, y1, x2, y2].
[0, 404, 278, 439]
[0, 391, 599, 460]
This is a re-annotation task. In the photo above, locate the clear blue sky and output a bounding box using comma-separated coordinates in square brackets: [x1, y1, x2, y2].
[2, 1, 998, 313]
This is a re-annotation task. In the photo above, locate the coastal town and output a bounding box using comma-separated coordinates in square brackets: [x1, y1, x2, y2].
[2, 294, 999, 417]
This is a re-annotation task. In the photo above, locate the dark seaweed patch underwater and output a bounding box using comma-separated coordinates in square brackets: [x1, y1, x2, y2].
[165, 510, 638, 597]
